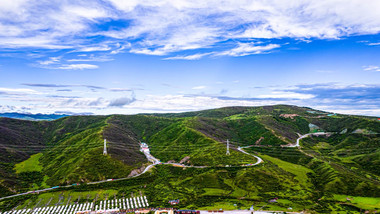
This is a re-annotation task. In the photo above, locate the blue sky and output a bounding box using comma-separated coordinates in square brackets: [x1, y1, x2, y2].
[0, 0, 380, 116]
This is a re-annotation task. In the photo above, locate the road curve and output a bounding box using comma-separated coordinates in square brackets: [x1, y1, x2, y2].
[288, 133, 310, 147]
[287, 132, 335, 147]
[162, 144, 264, 168]
[237, 147, 263, 165]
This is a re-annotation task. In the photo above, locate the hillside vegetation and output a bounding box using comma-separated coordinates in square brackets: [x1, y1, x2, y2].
[0, 105, 379, 213]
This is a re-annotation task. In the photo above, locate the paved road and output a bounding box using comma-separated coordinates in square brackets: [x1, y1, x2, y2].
[287, 132, 335, 147]
[162, 143, 264, 168]
[0, 187, 58, 200]
[237, 147, 263, 165]
[287, 133, 311, 147]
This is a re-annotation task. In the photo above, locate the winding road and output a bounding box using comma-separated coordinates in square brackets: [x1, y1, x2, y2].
[237, 146, 263, 165]
[287, 133, 311, 147]
[286, 132, 335, 147]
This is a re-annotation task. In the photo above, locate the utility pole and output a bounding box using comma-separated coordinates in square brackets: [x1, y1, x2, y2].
[226, 139, 230, 155]
[103, 139, 107, 155]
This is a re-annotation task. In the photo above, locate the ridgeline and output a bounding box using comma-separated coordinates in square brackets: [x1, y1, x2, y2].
[1, 105, 379, 213]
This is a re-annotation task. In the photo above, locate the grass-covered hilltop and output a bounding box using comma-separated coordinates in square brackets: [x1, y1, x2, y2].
[1, 105, 380, 213]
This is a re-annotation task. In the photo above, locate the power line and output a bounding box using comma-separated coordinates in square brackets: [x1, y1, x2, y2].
[3, 142, 379, 150]
[2, 144, 379, 154]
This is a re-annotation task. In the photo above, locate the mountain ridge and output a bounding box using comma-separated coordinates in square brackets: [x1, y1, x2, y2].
[0, 105, 379, 212]
[0, 113, 70, 121]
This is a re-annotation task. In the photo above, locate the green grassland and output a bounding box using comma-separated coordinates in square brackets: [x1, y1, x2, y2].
[1, 105, 380, 213]
[334, 194, 380, 210]
[14, 153, 43, 173]
[259, 154, 313, 188]
[3, 160, 379, 213]
[149, 121, 257, 166]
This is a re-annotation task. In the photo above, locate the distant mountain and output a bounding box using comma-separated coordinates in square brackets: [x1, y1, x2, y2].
[0, 105, 379, 212]
[0, 112, 69, 121]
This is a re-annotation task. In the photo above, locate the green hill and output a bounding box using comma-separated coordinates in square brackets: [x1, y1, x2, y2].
[0, 105, 379, 213]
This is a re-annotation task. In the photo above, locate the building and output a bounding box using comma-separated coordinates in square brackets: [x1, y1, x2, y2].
[140, 142, 150, 154]
[168, 199, 180, 205]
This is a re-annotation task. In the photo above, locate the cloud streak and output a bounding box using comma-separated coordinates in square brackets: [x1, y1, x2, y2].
[108, 96, 136, 107]
[363, 65, 380, 72]
[287, 83, 380, 101]
[192, 86, 207, 90]
[22, 83, 70, 88]
[164, 53, 211, 60]
[0, 87, 41, 96]
[22, 83, 105, 90]
[217, 43, 280, 57]
[35, 55, 100, 70]
[55, 64, 98, 70]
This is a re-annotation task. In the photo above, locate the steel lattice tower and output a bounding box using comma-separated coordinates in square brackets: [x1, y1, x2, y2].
[226, 139, 230, 155]
[103, 139, 107, 155]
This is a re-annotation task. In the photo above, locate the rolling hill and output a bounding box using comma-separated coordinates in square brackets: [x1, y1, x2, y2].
[0, 105, 379, 213]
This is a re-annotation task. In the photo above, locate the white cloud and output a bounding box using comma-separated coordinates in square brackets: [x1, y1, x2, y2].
[130, 48, 167, 56]
[164, 53, 211, 60]
[105, 0, 380, 56]
[39, 57, 61, 65]
[192, 86, 207, 90]
[77, 45, 112, 52]
[1, 0, 380, 60]
[35, 55, 102, 69]
[363, 65, 380, 72]
[57, 64, 98, 70]
[52, 97, 107, 109]
[323, 108, 380, 117]
[217, 43, 280, 56]
[128, 94, 282, 112]
[0, 87, 39, 95]
[0, 1, 109, 49]
[110, 44, 129, 54]
[0, 36, 72, 49]
[1, 83, 379, 116]
[108, 95, 136, 107]
[256, 91, 315, 100]
[109, 88, 133, 92]
[367, 42, 380, 46]
[67, 55, 113, 62]
[62, 5, 109, 20]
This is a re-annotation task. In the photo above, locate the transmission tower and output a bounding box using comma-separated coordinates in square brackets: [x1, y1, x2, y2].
[103, 139, 107, 155]
[226, 139, 230, 155]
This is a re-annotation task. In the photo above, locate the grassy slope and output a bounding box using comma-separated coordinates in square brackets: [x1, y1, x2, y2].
[103, 115, 174, 165]
[188, 116, 287, 147]
[1, 115, 163, 195]
[14, 153, 43, 173]
[2, 161, 378, 212]
[0, 118, 50, 196]
[334, 194, 380, 210]
[149, 120, 256, 166]
[1, 105, 380, 212]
